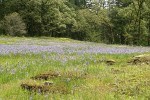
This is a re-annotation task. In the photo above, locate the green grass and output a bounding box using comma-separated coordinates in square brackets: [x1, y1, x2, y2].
[0, 36, 79, 45]
[0, 37, 150, 100]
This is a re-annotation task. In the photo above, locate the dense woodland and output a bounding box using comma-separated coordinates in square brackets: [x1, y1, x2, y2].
[0, 0, 150, 46]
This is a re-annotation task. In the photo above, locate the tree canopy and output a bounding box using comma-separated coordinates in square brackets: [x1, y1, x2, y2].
[0, 0, 150, 46]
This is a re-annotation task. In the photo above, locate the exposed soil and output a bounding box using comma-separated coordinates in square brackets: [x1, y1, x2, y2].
[31, 71, 61, 80]
[105, 59, 116, 65]
[128, 54, 150, 64]
[21, 82, 68, 94]
[21, 70, 87, 94]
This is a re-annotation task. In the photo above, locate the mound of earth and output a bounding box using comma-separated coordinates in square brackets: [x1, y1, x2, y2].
[105, 59, 116, 65]
[99, 59, 116, 65]
[21, 80, 68, 94]
[21, 70, 87, 94]
[31, 71, 61, 80]
[128, 54, 150, 64]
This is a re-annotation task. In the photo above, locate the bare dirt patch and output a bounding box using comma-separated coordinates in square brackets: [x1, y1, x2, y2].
[31, 71, 61, 80]
[21, 80, 68, 94]
[128, 54, 150, 64]
[21, 70, 87, 94]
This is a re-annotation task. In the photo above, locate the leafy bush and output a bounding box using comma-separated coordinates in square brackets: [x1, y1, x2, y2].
[1, 12, 26, 36]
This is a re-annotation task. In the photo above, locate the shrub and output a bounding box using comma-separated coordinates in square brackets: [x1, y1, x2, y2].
[1, 12, 26, 36]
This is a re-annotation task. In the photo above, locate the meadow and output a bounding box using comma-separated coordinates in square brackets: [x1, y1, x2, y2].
[0, 36, 150, 100]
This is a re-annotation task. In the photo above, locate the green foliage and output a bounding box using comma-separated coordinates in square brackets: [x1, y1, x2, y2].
[68, 0, 86, 8]
[0, 37, 150, 99]
[108, 0, 149, 45]
[0, 0, 150, 46]
[0, 12, 26, 36]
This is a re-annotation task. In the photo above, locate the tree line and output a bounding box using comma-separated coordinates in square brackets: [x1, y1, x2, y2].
[0, 0, 150, 46]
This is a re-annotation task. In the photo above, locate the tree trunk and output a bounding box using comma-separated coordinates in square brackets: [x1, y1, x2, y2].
[148, 20, 150, 46]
